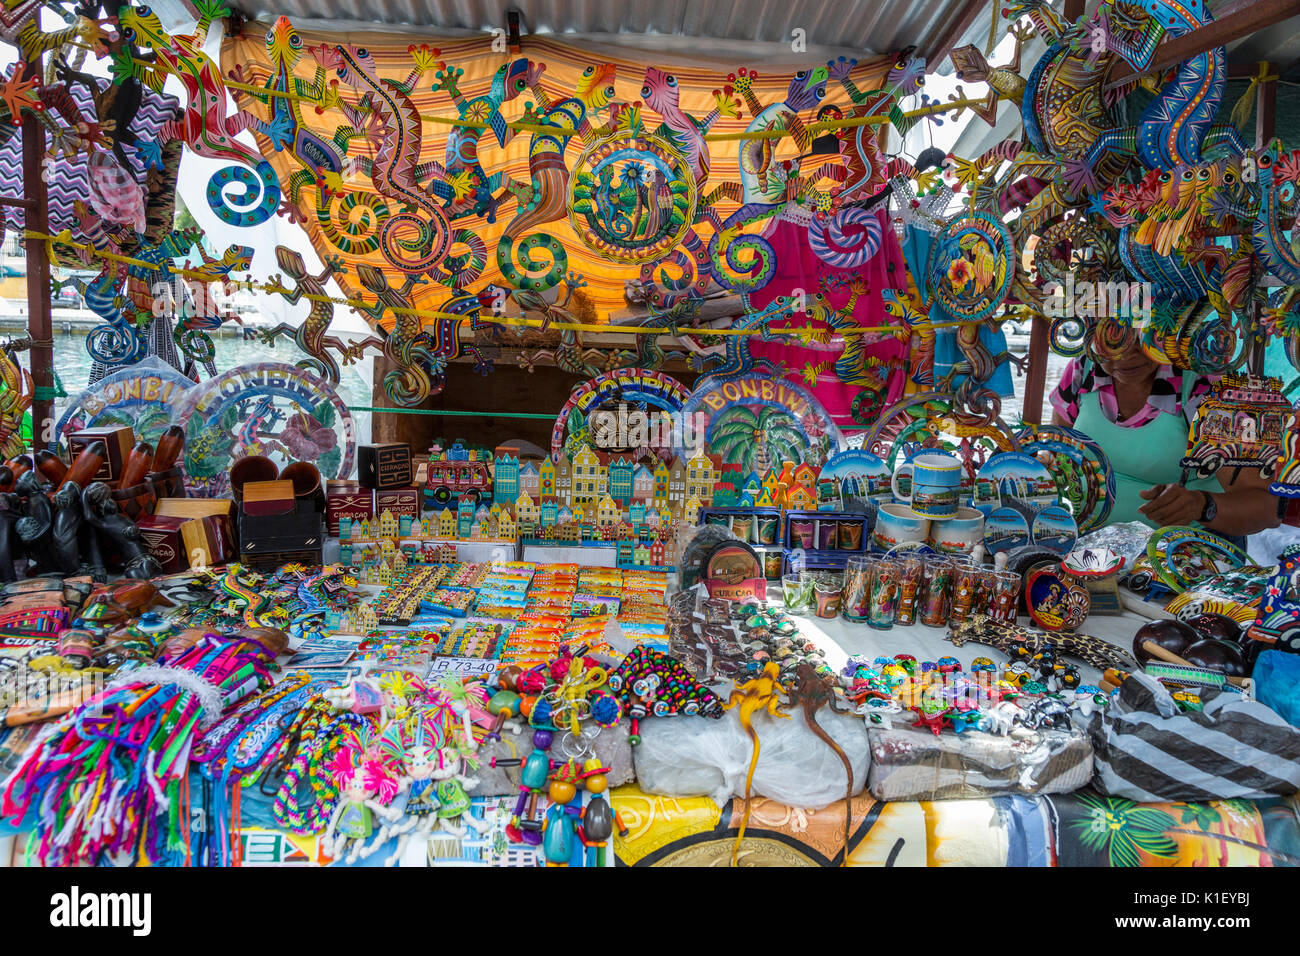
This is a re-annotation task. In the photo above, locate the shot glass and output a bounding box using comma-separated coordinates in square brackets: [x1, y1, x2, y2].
[782, 573, 810, 614]
[838, 521, 863, 551]
[949, 560, 983, 627]
[895, 553, 925, 626]
[762, 550, 784, 580]
[814, 572, 844, 619]
[988, 570, 1021, 623]
[841, 556, 871, 622]
[867, 557, 902, 630]
[919, 555, 954, 628]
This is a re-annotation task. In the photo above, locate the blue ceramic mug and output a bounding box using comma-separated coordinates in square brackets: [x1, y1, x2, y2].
[892, 452, 963, 520]
[871, 502, 931, 552]
[928, 507, 985, 557]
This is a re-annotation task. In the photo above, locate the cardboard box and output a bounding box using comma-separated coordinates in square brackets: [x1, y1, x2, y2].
[358, 443, 413, 490]
[241, 480, 296, 517]
[374, 487, 420, 521]
[67, 426, 134, 483]
[327, 481, 374, 536]
[136, 515, 188, 574]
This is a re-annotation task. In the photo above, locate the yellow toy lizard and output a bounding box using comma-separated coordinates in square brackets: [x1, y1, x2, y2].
[722, 662, 790, 866]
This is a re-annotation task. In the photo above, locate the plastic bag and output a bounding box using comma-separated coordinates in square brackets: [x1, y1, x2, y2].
[633, 707, 870, 809]
[1087, 673, 1300, 801]
[1254, 650, 1300, 728]
[867, 726, 1092, 801]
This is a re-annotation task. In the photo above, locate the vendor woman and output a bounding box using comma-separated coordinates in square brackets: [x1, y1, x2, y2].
[1050, 324, 1280, 538]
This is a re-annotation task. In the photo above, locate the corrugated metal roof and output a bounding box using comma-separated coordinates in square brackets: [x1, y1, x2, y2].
[222, 0, 994, 61]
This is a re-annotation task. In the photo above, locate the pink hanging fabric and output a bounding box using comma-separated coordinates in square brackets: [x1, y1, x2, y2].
[746, 207, 910, 428]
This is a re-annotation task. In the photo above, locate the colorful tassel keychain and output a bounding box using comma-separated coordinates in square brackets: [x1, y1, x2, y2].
[1, 634, 273, 866]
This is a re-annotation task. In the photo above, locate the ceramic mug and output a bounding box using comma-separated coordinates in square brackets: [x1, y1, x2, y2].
[927, 507, 985, 557]
[892, 452, 963, 519]
[871, 503, 930, 552]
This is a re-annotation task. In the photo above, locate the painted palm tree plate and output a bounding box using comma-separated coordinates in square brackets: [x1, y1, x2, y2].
[683, 375, 844, 472]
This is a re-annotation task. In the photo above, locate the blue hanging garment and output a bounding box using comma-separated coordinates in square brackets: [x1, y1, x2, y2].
[900, 225, 1014, 397]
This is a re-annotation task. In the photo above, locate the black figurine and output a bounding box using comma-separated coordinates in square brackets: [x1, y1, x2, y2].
[50, 482, 85, 575]
[0, 491, 21, 583]
[82, 482, 161, 580]
[14, 471, 56, 573]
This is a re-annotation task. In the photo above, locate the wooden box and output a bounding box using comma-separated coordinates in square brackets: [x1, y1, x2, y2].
[241, 480, 296, 517]
[136, 515, 188, 574]
[327, 481, 374, 536]
[155, 498, 235, 522]
[156, 497, 238, 560]
[358, 443, 413, 490]
[67, 426, 134, 483]
[240, 504, 324, 553]
[374, 486, 420, 521]
[241, 547, 323, 573]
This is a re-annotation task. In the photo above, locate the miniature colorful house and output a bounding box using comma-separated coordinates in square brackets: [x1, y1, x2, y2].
[492, 445, 520, 504]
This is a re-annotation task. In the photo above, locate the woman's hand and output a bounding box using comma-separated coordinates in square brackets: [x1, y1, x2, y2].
[1137, 484, 1204, 526]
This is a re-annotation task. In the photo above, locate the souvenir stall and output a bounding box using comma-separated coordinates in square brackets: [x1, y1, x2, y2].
[2, 0, 1300, 870]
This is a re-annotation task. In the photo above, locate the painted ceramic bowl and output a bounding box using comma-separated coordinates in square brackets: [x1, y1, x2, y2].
[1061, 547, 1124, 578]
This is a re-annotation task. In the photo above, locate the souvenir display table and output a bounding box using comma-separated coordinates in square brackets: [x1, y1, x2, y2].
[1, 0, 1300, 872]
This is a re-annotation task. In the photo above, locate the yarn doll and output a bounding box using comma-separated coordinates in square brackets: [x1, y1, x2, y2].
[322, 736, 404, 864]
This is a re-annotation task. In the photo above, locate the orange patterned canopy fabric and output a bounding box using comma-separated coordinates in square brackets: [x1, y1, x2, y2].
[221, 26, 894, 339]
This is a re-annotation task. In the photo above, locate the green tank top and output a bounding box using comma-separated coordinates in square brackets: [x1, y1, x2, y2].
[1072, 367, 1221, 528]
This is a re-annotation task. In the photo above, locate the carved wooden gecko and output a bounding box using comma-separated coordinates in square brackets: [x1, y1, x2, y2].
[789, 662, 856, 867]
[722, 662, 789, 867]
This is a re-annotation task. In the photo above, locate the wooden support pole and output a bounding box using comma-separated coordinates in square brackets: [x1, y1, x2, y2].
[20, 44, 53, 450]
[1256, 65, 1277, 147]
[1017, 0, 1084, 426]
[1022, 314, 1050, 425]
[1249, 64, 1277, 377]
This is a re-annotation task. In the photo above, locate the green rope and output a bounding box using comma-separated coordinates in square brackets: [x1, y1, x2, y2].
[347, 406, 556, 420]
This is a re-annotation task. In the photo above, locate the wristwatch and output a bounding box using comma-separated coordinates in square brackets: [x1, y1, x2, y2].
[1198, 491, 1218, 524]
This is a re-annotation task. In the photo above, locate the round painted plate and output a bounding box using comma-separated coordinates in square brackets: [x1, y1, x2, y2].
[1032, 504, 1079, 553]
[171, 362, 356, 497]
[1018, 437, 1094, 530]
[985, 507, 1031, 554]
[819, 449, 892, 505]
[973, 451, 1058, 514]
[1146, 526, 1249, 593]
[1029, 425, 1115, 533]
